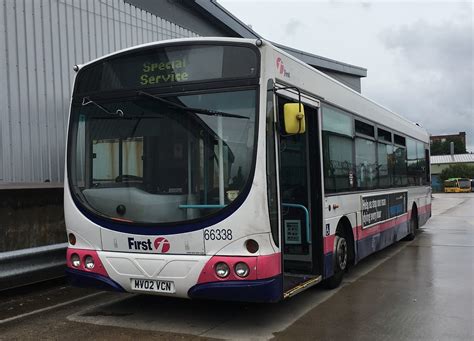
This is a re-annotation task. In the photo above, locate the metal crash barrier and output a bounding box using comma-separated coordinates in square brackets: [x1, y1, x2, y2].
[0, 243, 67, 291]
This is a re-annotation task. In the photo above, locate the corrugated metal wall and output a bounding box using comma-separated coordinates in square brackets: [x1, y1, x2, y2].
[0, 0, 198, 183]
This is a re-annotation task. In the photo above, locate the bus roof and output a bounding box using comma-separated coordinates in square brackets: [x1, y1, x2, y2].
[74, 37, 258, 70]
[269, 41, 430, 143]
[74, 37, 430, 143]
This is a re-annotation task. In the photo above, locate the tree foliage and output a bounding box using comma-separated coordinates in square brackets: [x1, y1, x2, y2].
[430, 138, 467, 155]
[439, 164, 474, 181]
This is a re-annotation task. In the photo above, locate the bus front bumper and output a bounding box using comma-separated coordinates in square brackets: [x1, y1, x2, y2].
[188, 275, 282, 303]
[66, 268, 125, 292]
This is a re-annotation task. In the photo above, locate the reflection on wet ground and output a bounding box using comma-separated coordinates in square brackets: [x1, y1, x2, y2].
[274, 193, 474, 340]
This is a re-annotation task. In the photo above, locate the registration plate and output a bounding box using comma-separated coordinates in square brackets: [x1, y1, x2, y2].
[131, 279, 175, 293]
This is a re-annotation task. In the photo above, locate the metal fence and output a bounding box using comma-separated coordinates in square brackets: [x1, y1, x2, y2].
[0, 0, 198, 183]
[0, 243, 67, 290]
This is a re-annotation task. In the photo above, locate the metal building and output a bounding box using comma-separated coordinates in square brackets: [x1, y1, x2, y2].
[430, 153, 474, 192]
[0, 0, 366, 185]
[0, 0, 199, 184]
[0, 0, 366, 253]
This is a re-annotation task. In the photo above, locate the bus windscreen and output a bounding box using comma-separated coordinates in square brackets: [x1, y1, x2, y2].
[458, 179, 471, 189]
[75, 44, 259, 94]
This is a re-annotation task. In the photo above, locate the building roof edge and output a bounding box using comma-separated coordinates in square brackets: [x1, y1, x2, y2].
[192, 1, 367, 77]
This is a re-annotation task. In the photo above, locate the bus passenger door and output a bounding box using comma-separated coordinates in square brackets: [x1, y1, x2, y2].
[277, 95, 322, 296]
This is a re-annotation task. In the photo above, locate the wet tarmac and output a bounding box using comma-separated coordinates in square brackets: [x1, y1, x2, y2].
[275, 194, 474, 340]
[0, 193, 473, 340]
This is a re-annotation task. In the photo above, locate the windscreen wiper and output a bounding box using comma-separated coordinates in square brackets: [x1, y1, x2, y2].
[137, 90, 249, 119]
[82, 97, 124, 117]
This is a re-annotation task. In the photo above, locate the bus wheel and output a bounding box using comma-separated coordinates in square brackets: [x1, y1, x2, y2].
[324, 229, 349, 289]
[404, 206, 418, 241]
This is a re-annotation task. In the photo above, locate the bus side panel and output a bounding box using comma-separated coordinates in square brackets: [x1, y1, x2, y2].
[410, 187, 432, 228]
[355, 187, 431, 262]
[64, 179, 102, 250]
[355, 211, 410, 262]
[322, 216, 339, 279]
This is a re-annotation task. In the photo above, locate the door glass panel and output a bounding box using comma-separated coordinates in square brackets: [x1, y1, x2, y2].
[278, 97, 312, 274]
[280, 134, 310, 254]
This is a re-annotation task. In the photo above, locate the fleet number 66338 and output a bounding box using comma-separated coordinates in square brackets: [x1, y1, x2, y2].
[204, 228, 233, 241]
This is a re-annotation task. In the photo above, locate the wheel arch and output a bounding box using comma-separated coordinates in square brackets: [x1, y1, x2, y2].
[411, 201, 419, 227]
[336, 215, 355, 267]
[403, 201, 419, 241]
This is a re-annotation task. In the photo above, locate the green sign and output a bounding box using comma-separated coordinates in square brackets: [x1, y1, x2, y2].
[140, 58, 189, 85]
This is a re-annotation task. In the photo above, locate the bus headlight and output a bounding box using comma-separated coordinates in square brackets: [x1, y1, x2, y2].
[215, 262, 230, 278]
[71, 253, 81, 268]
[84, 255, 95, 270]
[234, 262, 249, 278]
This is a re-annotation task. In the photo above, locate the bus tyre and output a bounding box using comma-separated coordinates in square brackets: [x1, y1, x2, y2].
[404, 206, 418, 241]
[324, 230, 349, 289]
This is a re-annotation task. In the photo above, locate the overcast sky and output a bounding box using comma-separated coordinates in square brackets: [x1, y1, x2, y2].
[218, 0, 474, 152]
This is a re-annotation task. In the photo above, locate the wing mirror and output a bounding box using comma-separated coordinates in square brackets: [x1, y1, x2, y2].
[283, 102, 305, 134]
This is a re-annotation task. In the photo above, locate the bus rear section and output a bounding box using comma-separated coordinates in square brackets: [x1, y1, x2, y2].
[64, 39, 284, 302]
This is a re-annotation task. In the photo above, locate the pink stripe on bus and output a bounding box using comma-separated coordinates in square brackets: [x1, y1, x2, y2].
[197, 253, 281, 284]
[356, 213, 409, 240]
[256, 253, 281, 279]
[324, 235, 335, 254]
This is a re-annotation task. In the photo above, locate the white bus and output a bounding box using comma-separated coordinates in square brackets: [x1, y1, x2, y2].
[65, 37, 431, 302]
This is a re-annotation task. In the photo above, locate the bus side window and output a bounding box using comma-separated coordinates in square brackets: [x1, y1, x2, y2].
[321, 105, 354, 193]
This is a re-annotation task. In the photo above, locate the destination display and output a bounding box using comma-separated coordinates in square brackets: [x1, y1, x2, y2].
[75, 45, 258, 94]
[140, 58, 189, 85]
[361, 192, 407, 228]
